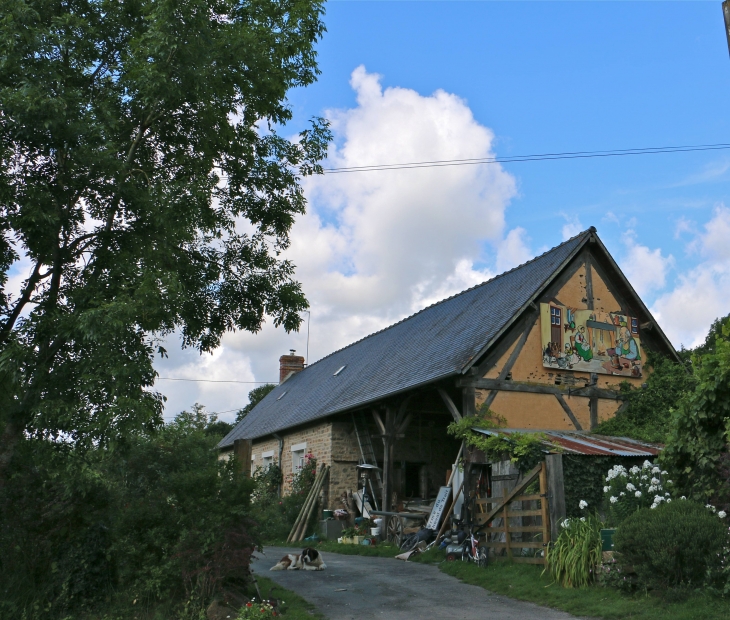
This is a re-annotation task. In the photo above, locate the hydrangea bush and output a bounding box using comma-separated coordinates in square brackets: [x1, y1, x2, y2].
[603, 460, 674, 526]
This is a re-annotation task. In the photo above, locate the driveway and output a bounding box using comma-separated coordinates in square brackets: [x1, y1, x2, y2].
[252, 546, 582, 620]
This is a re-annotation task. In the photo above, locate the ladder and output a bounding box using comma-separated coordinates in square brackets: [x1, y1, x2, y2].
[352, 411, 382, 511]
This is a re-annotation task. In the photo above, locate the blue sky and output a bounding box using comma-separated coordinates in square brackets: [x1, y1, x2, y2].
[152, 2, 730, 419]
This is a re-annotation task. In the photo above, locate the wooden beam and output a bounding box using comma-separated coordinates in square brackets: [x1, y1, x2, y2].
[545, 454, 566, 542]
[555, 393, 583, 431]
[457, 378, 623, 401]
[584, 255, 594, 310]
[462, 386, 477, 417]
[437, 388, 462, 422]
[372, 409, 386, 435]
[589, 396, 598, 430]
[397, 412, 413, 435]
[498, 318, 535, 381]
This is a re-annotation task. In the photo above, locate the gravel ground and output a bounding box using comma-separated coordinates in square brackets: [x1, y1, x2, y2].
[252, 546, 584, 620]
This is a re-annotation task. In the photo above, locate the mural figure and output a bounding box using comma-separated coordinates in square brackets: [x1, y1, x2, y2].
[540, 304, 642, 377]
[573, 326, 593, 362]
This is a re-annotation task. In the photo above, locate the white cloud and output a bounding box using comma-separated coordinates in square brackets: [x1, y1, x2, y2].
[496, 227, 532, 273]
[652, 206, 730, 348]
[155, 66, 519, 419]
[561, 214, 583, 241]
[619, 234, 674, 299]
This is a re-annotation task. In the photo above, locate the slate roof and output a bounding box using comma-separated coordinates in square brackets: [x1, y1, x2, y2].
[219, 229, 593, 447]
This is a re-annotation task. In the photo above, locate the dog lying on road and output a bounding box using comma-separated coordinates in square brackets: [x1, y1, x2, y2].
[270, 547, 326, 571]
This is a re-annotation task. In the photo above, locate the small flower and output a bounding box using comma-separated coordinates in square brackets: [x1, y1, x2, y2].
[641, 475, 648, 480]
[580, 517, 586, 522]
[610, 496, 618, 504]
[680, 496, 687, 500]
[630, 466, 641, 474]
[626, 483, 636, 492]
[666, 498, 671, 503]
[635, 491, 642, 498]
[719, 511, 727, 519]
[707, 504, 717, 513]
[661, 470, 668, 475]
[652, 466, 661, 474]
[579, 500, 588, 510]
[666, 480, 672, 485]
[651, 478, 660, 485]
[561, 518, 571, 529]
[603, 486, 609, 493]
[648, 485, 657, 493]
[620, 492, 625, 497]
[643, 460, 653, 469]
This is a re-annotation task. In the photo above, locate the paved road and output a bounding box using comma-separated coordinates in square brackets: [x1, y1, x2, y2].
[252, 547, 583, 620]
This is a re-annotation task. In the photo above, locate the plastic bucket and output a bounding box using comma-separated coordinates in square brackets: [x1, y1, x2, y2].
[322, 510, 334, 520]
[370, 527, 381, 536]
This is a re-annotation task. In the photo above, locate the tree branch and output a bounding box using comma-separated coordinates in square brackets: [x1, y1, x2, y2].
[0, 259, 44, 344]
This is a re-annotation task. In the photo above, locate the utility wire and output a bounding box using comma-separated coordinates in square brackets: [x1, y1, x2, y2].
[322, 142, 730, 174]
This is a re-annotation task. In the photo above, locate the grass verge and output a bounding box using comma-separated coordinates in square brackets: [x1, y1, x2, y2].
[440, 559, 730, 620]
[255, 574, 324, 620]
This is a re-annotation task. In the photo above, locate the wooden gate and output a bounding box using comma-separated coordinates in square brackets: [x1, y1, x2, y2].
[474, 462, 550, 564]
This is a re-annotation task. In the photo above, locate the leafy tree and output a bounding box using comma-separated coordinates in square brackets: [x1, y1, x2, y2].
[595, 352, 696, 443]
[0, 0, 330, 479]
[235, 383, 276, 422]
[661, 318, 730, 505]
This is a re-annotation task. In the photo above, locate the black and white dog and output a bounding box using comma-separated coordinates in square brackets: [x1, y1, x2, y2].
[270, 547, 326, 571]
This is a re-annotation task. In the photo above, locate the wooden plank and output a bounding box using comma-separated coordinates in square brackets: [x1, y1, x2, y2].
[502, 488, 512, 560]
[479, 526, 545, 533]
[233, 438, 253, 476]
[545, 453, 565, 543]
[475, 463, 542, 530]
[476, 494, 542, 505]
[476, 509, 543, 523]
[437, 388, 462, 422]
[539, 461, 551, 545]
[589, 396, 598, 430]
[555, 393, 583, 431]
[584, 255, 594, 310]
[456, 378, 623, 400]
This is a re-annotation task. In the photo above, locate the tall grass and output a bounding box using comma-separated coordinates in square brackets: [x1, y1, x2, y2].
[546, 514, 602, 588]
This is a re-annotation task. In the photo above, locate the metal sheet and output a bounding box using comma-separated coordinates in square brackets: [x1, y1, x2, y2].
[472, 427, 661, 457]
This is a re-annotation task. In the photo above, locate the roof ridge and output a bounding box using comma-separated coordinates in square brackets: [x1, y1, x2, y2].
[304, 228, 593, 369]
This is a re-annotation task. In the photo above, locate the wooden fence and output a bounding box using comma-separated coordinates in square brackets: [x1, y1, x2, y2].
[474, 462, 550, 565]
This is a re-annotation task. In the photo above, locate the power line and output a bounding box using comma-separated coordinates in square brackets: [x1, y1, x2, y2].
[156, 377, 277, 384]
[321, 142, 730, 174]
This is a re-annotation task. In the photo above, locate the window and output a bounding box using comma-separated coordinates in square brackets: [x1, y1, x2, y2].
[550, 306, 562, 325]
[262, 450, 274, 470]
[250, 455, 256, 476]
[291, 442, 307, 472]
[631, 317, 639, 335]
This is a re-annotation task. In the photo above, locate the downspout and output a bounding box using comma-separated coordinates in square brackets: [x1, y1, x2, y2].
[273, 433, 284, 497]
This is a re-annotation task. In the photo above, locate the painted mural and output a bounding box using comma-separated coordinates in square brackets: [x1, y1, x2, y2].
[540, 303, 642, 377]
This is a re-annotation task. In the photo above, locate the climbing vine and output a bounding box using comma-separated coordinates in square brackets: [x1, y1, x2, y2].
[447, 405, 553, 472]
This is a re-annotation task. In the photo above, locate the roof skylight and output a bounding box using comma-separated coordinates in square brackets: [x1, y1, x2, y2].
[333, 365, 347, 376]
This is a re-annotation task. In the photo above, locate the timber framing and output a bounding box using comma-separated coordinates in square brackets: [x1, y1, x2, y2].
[456, 377, 625, 401]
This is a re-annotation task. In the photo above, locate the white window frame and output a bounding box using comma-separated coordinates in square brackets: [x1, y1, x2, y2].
[250, 454, 256, 476]
[262, 450, 274, 470]
[291, 442, 307, 472]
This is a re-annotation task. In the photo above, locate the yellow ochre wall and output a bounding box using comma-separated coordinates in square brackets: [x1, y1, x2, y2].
[480, 261, 644, 430]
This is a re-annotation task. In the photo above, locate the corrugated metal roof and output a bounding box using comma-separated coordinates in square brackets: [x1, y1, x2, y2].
[218, 230, 592, 447]
[472, 428, 662, 457]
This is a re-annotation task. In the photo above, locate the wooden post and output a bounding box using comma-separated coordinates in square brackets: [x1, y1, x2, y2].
[545, 454, 566, 543]
[381, 406, 394, 513]
[539, 461, 551, 545]
[502, 487, 512, 559]
[589, 395, 598, 430]
[233, 438, 252, 476]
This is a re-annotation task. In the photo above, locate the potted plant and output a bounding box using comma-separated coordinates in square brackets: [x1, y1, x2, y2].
[340, 527, 357, 544]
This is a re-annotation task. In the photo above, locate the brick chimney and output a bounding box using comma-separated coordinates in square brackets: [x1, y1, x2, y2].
[279, 349, 305, 383]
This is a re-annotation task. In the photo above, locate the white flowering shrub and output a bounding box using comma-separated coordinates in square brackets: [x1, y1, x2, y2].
[603, 461, 673, 526]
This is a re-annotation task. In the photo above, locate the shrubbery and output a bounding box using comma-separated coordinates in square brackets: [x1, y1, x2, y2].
[0, 407, 256, 618]
[613, 500, 726, 590]
[248, 453, 318, 542]
[547, 512, 602, 588]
